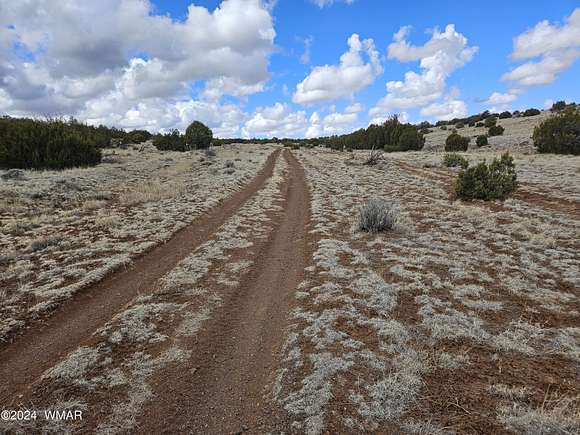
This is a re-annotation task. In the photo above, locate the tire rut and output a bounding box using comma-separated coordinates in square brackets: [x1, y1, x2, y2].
[0, 149, 281, 403]
[135, 150, 311, 434]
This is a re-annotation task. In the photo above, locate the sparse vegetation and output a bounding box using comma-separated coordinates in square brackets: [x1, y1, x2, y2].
[484, 117, 497, 128]
[455, 152, 517, 201]
[445, 133, 470, 151]
[533, 108, 580, 155]
[476, 135, 489, 146]
[443, 153, 468, 169]
[488, 125, 505, 136]
[358, 197, 399, 232]
[499, 111, 512, 119]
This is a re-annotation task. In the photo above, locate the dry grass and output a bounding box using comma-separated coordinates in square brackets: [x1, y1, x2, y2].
[0, 145, 274, 342]
[276, 143, 579, 434]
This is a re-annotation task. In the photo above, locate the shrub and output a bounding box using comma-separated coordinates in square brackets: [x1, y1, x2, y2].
[499, 111, 512, 119]
[455, 122, 465, 129]
[476, 135, 489, 146]
[488, 125, 505, 136]
[291, 144, 300, 150]
[445, 133, 470, 151]
[523, 108, 541, 117]
[420, 127, 432, 135]
[476, 122, 484, 128]
[533, 108, 580, 155]
[0, 118, 102, 170]
[383, 144, 400, 153]
[441, 125, 447, 131]
[398, 127, 425, 151]
[455, 152, 517, 201]
[443, 153, 468, 169]
[125, 130, 152, 144]
[551, 100, 567, 112]
[468, 121, 475, 127]
[358, 197, 399, 233]
[185, 121, 212, 150]
[153, 129, 186, 151]
[484, 117, 497, 128]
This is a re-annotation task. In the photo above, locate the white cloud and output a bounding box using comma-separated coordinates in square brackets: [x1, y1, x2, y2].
[370, 24, 476, 119]
[503, 8, 580, 86]
[345, 102, 364, 113]
[309, 0, 356, 8]
[420, 98, 468, 121]
[0, 0, 275, 133]
[242, 103, 308, 138]
[300, 36, 314, 65]
[485, 91, 518, 105]
[293, 33, 382, 105]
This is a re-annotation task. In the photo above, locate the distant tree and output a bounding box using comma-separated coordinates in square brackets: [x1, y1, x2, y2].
[445, 133, 470, 152]
[499, 111, 512, 119]
[523, 108, 541, 117]
[551, 101, 567, 112]
[185, 121, 213, 150]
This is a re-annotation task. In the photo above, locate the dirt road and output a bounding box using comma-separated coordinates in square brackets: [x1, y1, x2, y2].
[0, 149, 310, 434]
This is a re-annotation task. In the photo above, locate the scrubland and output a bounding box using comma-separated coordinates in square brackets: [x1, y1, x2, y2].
[1, 112, 578, 434]
[0, 144, 272, 343]
[275, 145, 579, 434]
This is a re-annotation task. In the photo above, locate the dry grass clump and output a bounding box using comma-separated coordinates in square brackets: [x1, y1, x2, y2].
[118, 180, 185, 206]
[358, 197, 399, 233]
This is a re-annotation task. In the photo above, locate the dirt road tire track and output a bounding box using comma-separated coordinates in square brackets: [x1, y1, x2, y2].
[136, 150, 311, 434]
[0, 150, 281, 404]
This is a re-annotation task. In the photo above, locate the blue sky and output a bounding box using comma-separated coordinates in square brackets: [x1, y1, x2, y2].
[1, 0, 579, 137]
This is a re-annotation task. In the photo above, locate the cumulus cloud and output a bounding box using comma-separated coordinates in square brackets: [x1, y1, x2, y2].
[503, 8, 580, 86]
[293, 33, 382, 105]
[420, 98, 467, 121]
[242, 103, 309, 138]
[370, 24, 477, 120]
[0, 0, 275, 135]
[305, 108, 359, 137]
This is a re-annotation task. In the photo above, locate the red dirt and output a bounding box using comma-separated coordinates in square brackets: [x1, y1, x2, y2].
[0, 150, 280, 404]
[135, 150, 311, 434]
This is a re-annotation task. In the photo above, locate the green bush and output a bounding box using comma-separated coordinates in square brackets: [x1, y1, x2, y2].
[455, 152, 517, 201]
[499, 111, 512, 119]
[441, 125, 447, 131]
[0, 117, 102, 170]
[420, 127, 432, 135]
[443, 153, 468, 169]
[398, 127, 425, 151]
[445, 133, 470, 151]
[551, 101, 567, 112]
[532, 108, 580, 155]
[484, 117, 497, 128]
[455, 122, 465, 129]
[153, 130, 186, 151]
[476, 122, 484, 128]
[124, 130, 151, 144]
[383, 144, 400, 153]
[488, 125, 505, 136]
[476, 135, 489, 146]
[291, 144, 300, 150]
[523, 108, 541, 117]
[185, 121, 212, 150]
[468, 121, 475, 127]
